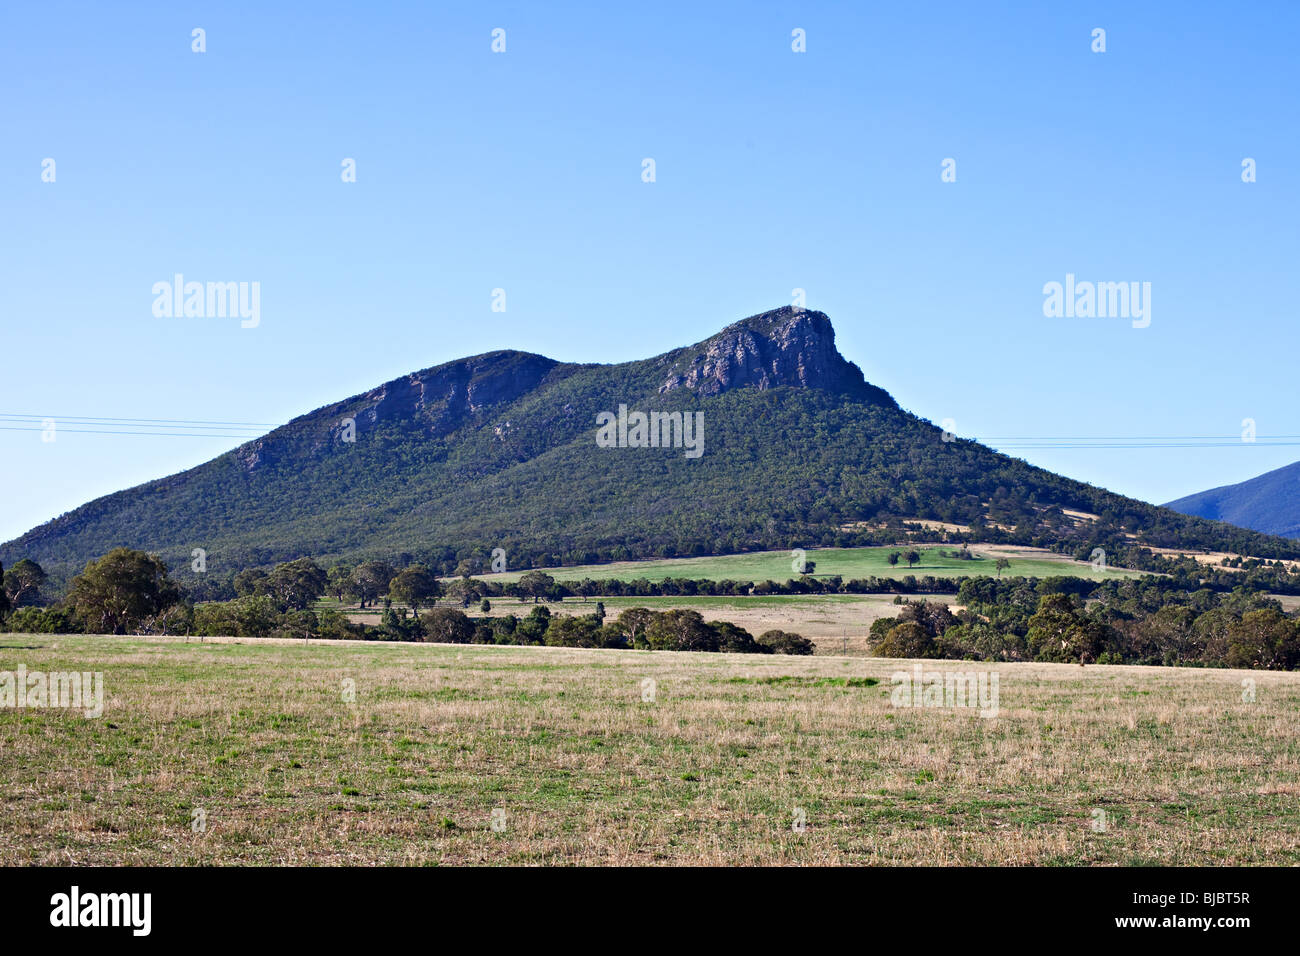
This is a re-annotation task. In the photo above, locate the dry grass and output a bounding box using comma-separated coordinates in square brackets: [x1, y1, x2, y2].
[1, 634, 1297, 866]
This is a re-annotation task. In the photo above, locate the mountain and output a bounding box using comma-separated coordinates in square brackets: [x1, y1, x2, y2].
[6, 306, 1300, 585]
[1165, 461, 1300, 539]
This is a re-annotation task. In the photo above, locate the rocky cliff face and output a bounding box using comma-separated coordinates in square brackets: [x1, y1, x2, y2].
[360, 351, 559, 432]
[658, 306, 894, 405]
[235, 350, 561, 471]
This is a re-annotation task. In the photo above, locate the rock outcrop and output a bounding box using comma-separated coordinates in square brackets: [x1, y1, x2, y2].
[658, 306, 895, 406]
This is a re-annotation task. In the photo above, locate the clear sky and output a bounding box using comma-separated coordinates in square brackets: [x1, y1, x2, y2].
[2, 1, 1297, 543]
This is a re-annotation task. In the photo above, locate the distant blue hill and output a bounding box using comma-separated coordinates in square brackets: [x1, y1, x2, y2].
[1165, 461, 1300, 539]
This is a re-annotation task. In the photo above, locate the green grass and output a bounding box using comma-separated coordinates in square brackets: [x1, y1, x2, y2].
[472, 545, 1145, 585]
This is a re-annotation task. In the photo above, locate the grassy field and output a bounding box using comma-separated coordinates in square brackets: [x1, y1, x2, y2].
[471, 544, 1146, 585]
[1, 634, 1296, 865]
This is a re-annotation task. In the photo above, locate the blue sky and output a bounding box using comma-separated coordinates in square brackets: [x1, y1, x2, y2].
[2, 1, 1297, 543]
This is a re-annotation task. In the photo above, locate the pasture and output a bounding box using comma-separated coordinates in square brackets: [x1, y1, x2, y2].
[0, 634, 1294, 865]
[470, 544, 1146, 585]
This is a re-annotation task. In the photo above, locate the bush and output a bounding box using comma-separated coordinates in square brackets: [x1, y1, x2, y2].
[1025, 594, 1109, 663]
[3, 605, 79, 634]
[315, 609, 365, 641]
[514, 606, 552, 644]
[544, 614, 603, 648]
[419, 607, 475, 644]
[871, 621, 933, 658]
[757, 629, 815, 655]
[193, 602, 237, 637]
[1224, 609, 1300, 670]
[276, 609, 319, 640]
[644, 610, 719, 652]
[714, 621, 762, 654]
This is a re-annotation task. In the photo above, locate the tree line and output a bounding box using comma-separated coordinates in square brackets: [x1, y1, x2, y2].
[868, 577, 1300, 670]
[0, 550, 812, 654]
[7, 547, 1300, 669]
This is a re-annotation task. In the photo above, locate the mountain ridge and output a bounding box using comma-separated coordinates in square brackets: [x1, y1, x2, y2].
[6, 306, 1300, 584]
[1165, 460, 1300, 539]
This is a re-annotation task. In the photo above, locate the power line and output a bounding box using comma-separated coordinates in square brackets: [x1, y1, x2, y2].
[0, 421, 265, 434]
[0, 412, 273, 439]
[0, 413, 276, 428]
[0, 426, 262, 439]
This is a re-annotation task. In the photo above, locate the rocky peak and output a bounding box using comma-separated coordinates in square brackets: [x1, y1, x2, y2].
[658, 306, 894, 405]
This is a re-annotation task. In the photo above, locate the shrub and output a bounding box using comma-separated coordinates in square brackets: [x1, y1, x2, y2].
[544, 614, 602, 648]
[644, 610, 718, 652]
[418, 608, 475, 644]
[757, 629, 815, 655]
[871, 621, 933, 658]
[714, 621, 762, 654]
[3, 605, 79, 634]
[316, 609, 364, 641]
